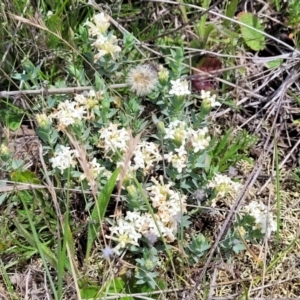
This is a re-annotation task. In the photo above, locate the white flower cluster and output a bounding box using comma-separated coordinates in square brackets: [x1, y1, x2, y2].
[244, 201, 277, 238]
[132, 141, 162, 174]
[106, 176, 187, 252]
[98, 123, 131, 157]
[50, 100, 86, 130]
[163, 120, 211, 173]
[50, 90, 100, 130]
[86, 12, 110, 36]
[200, 90, 221, 108]
[208, 173, 241, 200]
[86, 12, 121, 61]
[98, 123, 162, 175]
[74, 90, 102, 110]
[49, 145, 79, 174]
[169, 79, 191, 96]
[79, 157, 111, 183]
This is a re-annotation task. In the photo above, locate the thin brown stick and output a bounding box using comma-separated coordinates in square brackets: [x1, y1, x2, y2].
[0, 84, 128, 98]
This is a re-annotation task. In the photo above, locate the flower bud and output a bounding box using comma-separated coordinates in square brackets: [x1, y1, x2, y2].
[157, 121, 165, 135]
[173, 128, 185, 146]
[144, 259, 154, 271]
[36, 113, 52, 128]
[0, 144, 10, 156]
[158, 66, 169, 85]
[126, 184, 137, 198]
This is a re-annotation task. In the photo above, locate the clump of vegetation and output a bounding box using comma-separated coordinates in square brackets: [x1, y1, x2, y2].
[1, 1, 300, 299]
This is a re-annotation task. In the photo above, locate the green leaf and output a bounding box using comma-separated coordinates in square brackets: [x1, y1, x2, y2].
[4, 110, 24, 131]
[224, 0, 239, 27]
[85, 168, 120, 260]
[266, 58, 283, 69]
[233, 242, 246, 254]
[80, 278, 133, 300]
[0, 193, 7, 205]
[11, 170, 41, 184]
[80, 286, 99, 299]
[237, 12, 265, 51]
[11, 159, 24, 170]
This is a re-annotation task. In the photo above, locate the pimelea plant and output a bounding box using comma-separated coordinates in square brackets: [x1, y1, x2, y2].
[1, 8, 279, 299]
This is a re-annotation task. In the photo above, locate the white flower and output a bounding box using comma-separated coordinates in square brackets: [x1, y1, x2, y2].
[190, 127, 211, 153]
[147, 176, 174, 207]
[124, 210, 153, 234]
[74, 94, 87, 104]
[0, 144, 9, 156]
[50, 100, 86, 130]
[169, 79, 191, 96]
[147, 175, 186, 218]
[175, 145, 187, 157]
[164, 120, 189, 145]
[244, 201, 276, 238]
[125, 210, 142, 223]
[106, 218, 142, 251]
[88, 90, 96, 97]
[107, 175, 188, 249]
[200, 90, 221, 108]
[49, 145, 79, 173]
[158, 197, 186, 224]
[92, 34, 108, 47]
[145, 215, 167, 238]
[92, 35, 121, 61]
[132, 141, 161, 174]
[86, 12, 110, 36]
[98, 123, 130, 157]
[165, 152, 187, 173]
[74, 90, 103, 110]
[161, 226, 177, 242]
[89, 157, 103, 178]
[208, 173, 241, 198]
[126, 64, 158, 96]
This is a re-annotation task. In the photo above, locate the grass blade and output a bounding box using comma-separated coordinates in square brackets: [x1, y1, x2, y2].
[86, 168, 120, 260]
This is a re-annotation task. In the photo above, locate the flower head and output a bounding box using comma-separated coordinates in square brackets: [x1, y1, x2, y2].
[49, 145, 79, 174]
[86, 12, 110, 36]
[36, 113, 52, 128]
[107, 176, 187, 250]
[50, 100, 86, 130]
[190, 127, 211, 153]
[158, 66, 169, 85]
[92, 35, 121, 61]
[169, 79, 191, 96]
[164, 120, 189, 145]
[244, 201, 276, 238]
[132, 141, 162, 174]
[200, 90, 220, 108]
[105, 218, 142, 252]
[127, 64, 158, 96]
[164, 152, 187, 174]
[0, 144, 9, 156]
[102, 246, 115, 260]
[75, 90, 103, 110]
[208, 173, 241, 198]
[98, 123, 130, 158]
[144, 232, 158, 245]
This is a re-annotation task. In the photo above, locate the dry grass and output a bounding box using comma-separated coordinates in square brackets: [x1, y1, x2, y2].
[1, 0, 300, 299]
